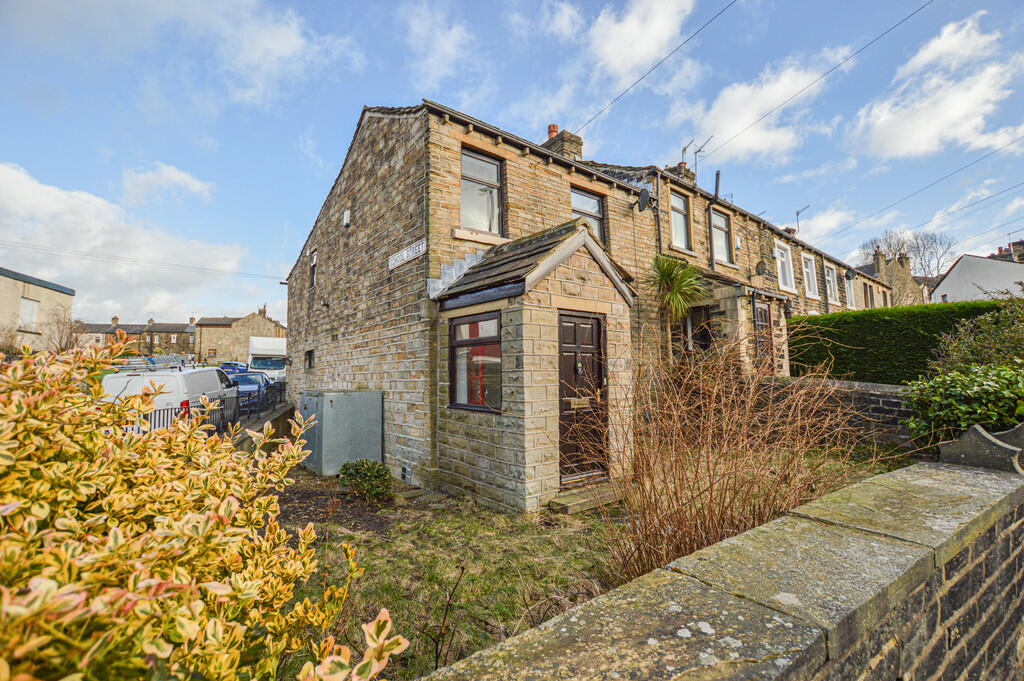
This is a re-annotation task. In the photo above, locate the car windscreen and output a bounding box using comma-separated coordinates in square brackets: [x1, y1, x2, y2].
[234, 374, 263, 386]
[250, 357, 285, 370]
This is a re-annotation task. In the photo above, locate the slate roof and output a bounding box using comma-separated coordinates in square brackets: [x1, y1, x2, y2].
[439, 219, 635, 309]
[196, 316, 242, 326]
[148, 322, 195, 333]
[0, 266, 75, 296]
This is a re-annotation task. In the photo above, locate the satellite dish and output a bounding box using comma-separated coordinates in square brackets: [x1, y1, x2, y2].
[636, 189, 651, 212]
[755, 260, 768, 275]
[845, 268, 857, 281]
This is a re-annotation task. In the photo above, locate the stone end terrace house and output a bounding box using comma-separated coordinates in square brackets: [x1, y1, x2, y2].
[195, 307, 286, 363]
[78, 316, 197, 355]
[287, 100, 891, 512]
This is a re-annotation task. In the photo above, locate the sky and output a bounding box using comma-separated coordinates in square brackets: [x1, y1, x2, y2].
[1, 0, 1022, 324]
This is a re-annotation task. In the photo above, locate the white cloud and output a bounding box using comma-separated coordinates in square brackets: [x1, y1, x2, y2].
[796, 207, 856, 242]
[298, 134, 330, 173]
[0, 162, 273, 323]
[542, 1, 584, 41]
[999, 196, 1024, 219]
[121, 162, 215, 206]
[400, 2, 474, 91]
[776, 157, 858, 184]
[854, 13, 1024, 159]
[670, 47, 851, 163]
[588, 0, 695, 88]
[0, 1, 363, 106]
[926, 181, 996, 232]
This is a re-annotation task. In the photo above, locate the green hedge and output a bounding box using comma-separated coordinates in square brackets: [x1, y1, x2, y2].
[788, 301, 1000, 385]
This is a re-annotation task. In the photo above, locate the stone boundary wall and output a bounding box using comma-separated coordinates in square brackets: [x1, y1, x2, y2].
[423, 462, 1024, 681]
[765, 376, 914, 445]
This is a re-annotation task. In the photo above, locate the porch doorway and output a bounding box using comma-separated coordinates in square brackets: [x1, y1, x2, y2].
[558, 312, 608, 486]
[753, 300, 773, 364]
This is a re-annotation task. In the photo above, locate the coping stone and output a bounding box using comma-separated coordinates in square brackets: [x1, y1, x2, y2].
[668, 515, 932, 658]
[791, 462, 1024, 566]
[937, 425, 1023, 474]
[422, 568, 825, 680]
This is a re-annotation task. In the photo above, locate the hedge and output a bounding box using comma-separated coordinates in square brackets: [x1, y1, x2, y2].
[788, 300, 1000, 385]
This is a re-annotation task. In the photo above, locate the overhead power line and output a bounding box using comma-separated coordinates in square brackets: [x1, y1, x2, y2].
[0, 239, 282, 280]
[703, 0, 936, 161]
[575, 0, 739, 134]
[952, 214, 1024, 247]
[821, 132, 1024, 244]
[903, 180, 1024, 232]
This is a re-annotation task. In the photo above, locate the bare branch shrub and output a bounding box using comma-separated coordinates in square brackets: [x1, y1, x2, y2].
[582, 331, 871, 581]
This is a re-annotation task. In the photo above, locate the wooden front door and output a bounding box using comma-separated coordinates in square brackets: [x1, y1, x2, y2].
[753, 300, 773, 364]
[558, 312, 607, 485]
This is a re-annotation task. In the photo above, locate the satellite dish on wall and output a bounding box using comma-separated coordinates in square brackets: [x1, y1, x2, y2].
[636, 189, 651, 212]
[755, 260, 768, 275]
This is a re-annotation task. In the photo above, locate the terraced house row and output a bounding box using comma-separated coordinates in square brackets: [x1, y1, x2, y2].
[287, 100, 892, 512]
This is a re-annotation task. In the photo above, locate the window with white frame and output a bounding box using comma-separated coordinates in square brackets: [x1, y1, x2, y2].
[670, 192, 690, 251]
[845, 276, 856, 309]
[801, 253, 819, 299]
[774, 240, 796, 292]
[18, 298, 38, 332]
[711, 210, 733, 264]
[824, 264, 840, 304]
[153, 334, 159, 344]
[171, 334, 177, 344]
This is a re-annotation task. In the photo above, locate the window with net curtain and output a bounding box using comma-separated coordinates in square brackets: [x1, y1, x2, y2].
[711, 210, 732, 263]
[449, 312, 501, 411]
[460, 149, 502, 234]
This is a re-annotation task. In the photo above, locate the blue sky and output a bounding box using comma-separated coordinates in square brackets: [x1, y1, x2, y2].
[1, 0, 1022, 323]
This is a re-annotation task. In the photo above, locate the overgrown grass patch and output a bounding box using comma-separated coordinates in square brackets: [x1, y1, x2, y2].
[280, 471, 613, 680]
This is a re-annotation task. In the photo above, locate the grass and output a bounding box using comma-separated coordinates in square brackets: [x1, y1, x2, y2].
[280, 471, 613, 680]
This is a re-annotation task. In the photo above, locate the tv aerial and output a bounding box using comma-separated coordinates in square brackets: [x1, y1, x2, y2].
[795, 205, 811, 233]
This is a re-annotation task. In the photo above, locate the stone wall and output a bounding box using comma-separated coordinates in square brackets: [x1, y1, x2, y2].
[197, 311, 285, 363]
[423, 462, 1024, 680]
[436, 246, 632, 512]
[287, 108, 434, 486]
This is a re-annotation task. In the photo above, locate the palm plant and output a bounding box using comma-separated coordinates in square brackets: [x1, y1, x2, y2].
[641, 255, 709, 362]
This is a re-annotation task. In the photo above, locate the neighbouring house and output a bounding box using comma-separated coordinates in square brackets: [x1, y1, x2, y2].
[195, 306, 285, 363]
[913, 275, 942, 302]
[77, 316, 197, 355]
[286, 100, 892, 512]
[0, 266, 75, 351]
[855, 249, 928, 306]
[930, 254, 1024, 302]
[988, 239, 1024, 262]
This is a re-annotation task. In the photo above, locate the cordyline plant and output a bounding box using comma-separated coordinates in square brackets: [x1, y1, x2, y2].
[0, 335, 407, 681]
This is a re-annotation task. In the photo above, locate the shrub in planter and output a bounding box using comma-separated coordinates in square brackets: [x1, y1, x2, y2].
[0, 337, 406, 681]
[339, 460, 393, 505]
[902, 359, 1024, 444]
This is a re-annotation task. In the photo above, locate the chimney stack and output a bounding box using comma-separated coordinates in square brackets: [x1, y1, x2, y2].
[111, 315, 119, 326]
[147, 317, 155, 326]
[189, 316, 196, 325]
[541, 125, 583, 161]
[259, 304, 267, 317]
[784, 227, 797, 236]
[896, 252, 909, 268]
[872, 247, 885, 273]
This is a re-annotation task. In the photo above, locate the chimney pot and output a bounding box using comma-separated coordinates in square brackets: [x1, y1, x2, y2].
[547, 124, 558, 139]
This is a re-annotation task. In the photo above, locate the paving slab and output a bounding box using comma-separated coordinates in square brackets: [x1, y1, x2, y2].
[423, 568, 825, 681]
[791, 462, 1024, 565]
[668, 515, 932, 658]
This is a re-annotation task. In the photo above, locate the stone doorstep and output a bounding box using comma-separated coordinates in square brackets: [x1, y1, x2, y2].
[547, 480, 623, 514]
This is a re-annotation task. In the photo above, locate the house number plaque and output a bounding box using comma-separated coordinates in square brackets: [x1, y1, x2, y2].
[569, 397, 590, 409]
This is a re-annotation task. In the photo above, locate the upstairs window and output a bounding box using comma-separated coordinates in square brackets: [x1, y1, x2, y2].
[774, 240, 796, 292]
[171, 334, 177, 344]
[449, 312, 501, 412]
[711, 210, 733, 264]
[824, 264, 840, 304]
[461, 149, 502, 234]
[845, 276, 856, 309]
[571, 188, 605, 243]
[18, 297, 38, 332]
[670, 192, 691, 251]
[309, 250, 317, 288]
[304, 350, 315, 369]
[153, 334, 160, 344]
[802, 253, 819, 299]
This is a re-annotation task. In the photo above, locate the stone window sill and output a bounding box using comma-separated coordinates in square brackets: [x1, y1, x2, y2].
[669, 245, 698, 257]
[453, 228, 509, 246]
[715, 259, 740, 270]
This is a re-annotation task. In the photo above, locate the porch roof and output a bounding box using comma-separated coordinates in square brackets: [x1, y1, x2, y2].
[438, 219, 636, 311]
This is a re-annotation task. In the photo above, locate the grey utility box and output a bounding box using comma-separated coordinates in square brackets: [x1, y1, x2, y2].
[298, 390, 383, 476]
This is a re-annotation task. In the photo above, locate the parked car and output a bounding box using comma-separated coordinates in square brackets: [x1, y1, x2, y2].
[101, 367, 240, 430]
[233, 371, 272, 415]
[219, 361, 248, 374]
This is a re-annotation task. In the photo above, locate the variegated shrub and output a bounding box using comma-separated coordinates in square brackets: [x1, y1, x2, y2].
[0, 336, 406, 680]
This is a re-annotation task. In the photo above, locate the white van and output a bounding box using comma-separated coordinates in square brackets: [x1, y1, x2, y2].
[248, 337, 287, 382]
[101, 367, 239, 428]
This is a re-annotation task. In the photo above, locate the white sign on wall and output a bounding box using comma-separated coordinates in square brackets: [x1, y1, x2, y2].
[388, 238, 426, 270]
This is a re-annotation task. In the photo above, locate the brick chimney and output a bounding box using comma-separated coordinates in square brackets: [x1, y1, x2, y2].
[541, 124, 583, 161]
[111, 315, 119, 326]
[872, 248, 885, 274]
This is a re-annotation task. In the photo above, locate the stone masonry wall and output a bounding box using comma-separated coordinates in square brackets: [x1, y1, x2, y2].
[197, 312, 284, 363]
[287, 109, 434, 486]
[424, 462, 1024, 680]
[436, 245, 632, 512]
